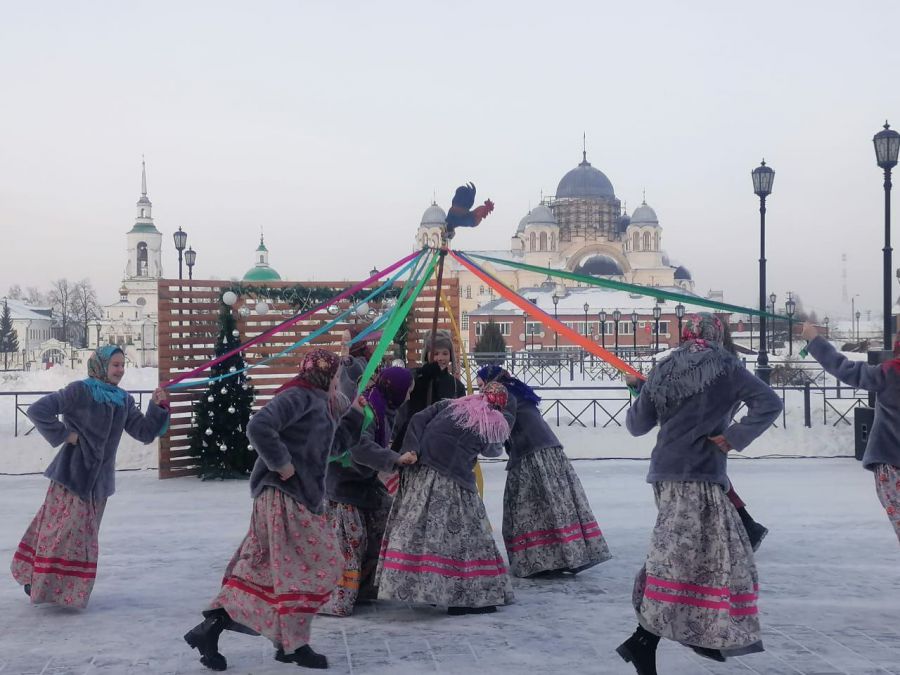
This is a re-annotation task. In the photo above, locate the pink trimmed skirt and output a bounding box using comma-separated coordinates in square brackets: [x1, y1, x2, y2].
[208, 487, 341, 652]
[375, 464, 513, 608]
[503, 446, 611, 577]
[10, 481, 106, 609]
[874, 463, 900, 544]
[633, 481, 762, 655]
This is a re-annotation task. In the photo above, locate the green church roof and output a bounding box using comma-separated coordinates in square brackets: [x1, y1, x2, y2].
[256, 241, 269, 252]
[243, 266, 282, 281]
[128, 223, 161, 234]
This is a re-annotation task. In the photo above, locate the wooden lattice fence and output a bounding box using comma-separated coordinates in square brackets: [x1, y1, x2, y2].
[156, 276, 458, 478]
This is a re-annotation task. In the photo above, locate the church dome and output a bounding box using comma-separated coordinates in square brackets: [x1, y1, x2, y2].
[243, 266, 282, 281]
[674, 265, 692, 280]
[527, 204, 557, 227]
[615, 212, 631, 233]
[420, 203, 446, 227]
[574, 255, 624, 277]
[516, 212, 531, 233]
[556, 153, 616, 200]
[631, 201, 659, 225]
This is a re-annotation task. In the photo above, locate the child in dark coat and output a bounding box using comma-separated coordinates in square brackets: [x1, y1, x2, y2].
[12, 345, 169, 608]
[376, 382, 514, 615]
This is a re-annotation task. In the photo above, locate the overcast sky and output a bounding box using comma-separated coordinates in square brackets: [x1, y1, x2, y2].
[2, 1, 899, 321]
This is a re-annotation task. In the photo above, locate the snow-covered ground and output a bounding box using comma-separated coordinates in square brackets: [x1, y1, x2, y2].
[0, 460, 897, 674]
[0, 363, 862, 476]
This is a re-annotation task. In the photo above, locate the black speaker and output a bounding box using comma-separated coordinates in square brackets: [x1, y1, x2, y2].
[853, 406, 874, 461]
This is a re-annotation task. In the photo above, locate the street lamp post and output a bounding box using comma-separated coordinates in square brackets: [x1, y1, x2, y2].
[653, 303, 661, 351]
[856, 311, 861, 342]
[583, 303, 590, 365]
[785, 294, 796, 356]
[552, 294, 559, 349]
[752, 159, 775, 383]
[185, 247, 196, 280]
[874, 121, 900, 349]
[675, 303, 685, 344]
[598, 310, 607, 349]
[631, 311, 639, 353]
[173, 227, 188, 280]
[613, 310, 621, 355]
[769, 293, 777, 355]
[824, 316, 830, 339]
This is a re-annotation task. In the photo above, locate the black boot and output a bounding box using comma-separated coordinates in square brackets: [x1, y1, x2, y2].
[616, 626, 659, 675]
[184, 609, 229, 671]
[275, 645, 328, 669]
[690, 645, 726, 662]
[737, 507, 769, 552]
[23, 584, 31, 597]
[447, 606, 470, 615]
[468, 605, 497, 614]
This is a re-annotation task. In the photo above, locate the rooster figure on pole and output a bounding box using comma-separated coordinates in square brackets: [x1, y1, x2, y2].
[445, 182, 494, 239]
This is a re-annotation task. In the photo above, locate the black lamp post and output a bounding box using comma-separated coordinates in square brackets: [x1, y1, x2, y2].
[631, 311, 639, 353]
[653, 303, 661, 351]
[824, 316, 830, 339]
[752, 159, 775, 383]
[785, 294, 796, 355]
[552, 293, 559, 349]
[874, 121, 900, 350]
[173, 227, 188, 280]
[613, 310, 621, 355]
[598, 310, 607, 349]
[583, 303, 590, 337]
[675, 303, 685, 344]
[185, 247, 196, 280]
[856, 310, 861, 341]
[769, 292, 777, 355]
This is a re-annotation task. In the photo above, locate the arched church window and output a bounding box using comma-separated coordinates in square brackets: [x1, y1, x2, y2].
[137, 242, 148, 277]
[529, 232, 536, 251]
[654, 232, 660, 251]
[550, 233, 556, 251]
[431, 234, 440, 248]
[140, 208, 145, 217]
[539, 232, 547, 251]
[643, 232, 651, 251]
[632, 232, 640, 251]
[259, 255, 265, 263]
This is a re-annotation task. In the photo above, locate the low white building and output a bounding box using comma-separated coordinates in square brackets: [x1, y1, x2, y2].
[2, 298, 53, 367]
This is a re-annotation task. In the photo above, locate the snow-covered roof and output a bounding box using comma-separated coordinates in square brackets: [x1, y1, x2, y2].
[2, 299, 52, 321]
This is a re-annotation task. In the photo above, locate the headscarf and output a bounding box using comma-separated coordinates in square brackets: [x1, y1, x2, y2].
[82, 345, 127, 406]
[642, 312, 736, 418]
[447, 382, 510, 443]
[477, 364, 541, 406]
[348, 325, 382, 360]
[276, 348, 340, 394]
[364, 366, 414, 446]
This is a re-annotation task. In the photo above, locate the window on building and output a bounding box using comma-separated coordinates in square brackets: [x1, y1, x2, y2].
[658, 321, 669, 335]
[654, 232, 660, 251]
[633, 232, 640, 251]
[643, 232, 652, 251]
[529, 232, 536, 251]
[618, 321, 632, 335]
[479, 285, 485, 296]
[525, 321, 542, 335]
[461, 312, 469, 330]
[136, 242, 148, 277]
[539, 232, 547, 251]
[550, 233, 557, 251]
[465, 286, 471, 299]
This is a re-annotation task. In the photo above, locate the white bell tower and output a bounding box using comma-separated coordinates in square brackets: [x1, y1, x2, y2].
[125, 158, 163, 280]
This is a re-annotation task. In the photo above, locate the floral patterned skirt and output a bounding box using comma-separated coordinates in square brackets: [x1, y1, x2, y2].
[633, 481, 763, 656]
[10, 481, 106, 609]
[503, 446, 611, 577]
[319, 500, 391, 616]
[375, 464, 513, 608]
[874, 463, 900, 544]
[207, 487, 341, 653]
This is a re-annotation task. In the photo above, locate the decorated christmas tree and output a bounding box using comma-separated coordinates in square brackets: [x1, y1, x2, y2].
[188, 302, 256, 479]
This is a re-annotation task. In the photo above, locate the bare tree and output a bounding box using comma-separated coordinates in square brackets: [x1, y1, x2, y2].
[7, 285, 23, 300]
[70, 278, 101, 348]
[48, 278, 74, 343]
[25, 286, 46, 306]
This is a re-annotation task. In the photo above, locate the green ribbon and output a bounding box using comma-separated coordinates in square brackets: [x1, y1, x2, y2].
[463, 251, 791, 321]
[328, 250, 440, 466]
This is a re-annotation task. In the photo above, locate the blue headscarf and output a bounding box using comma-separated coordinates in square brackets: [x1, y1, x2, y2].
[476, 365, 541, 406]
[82, 345, 127, 406]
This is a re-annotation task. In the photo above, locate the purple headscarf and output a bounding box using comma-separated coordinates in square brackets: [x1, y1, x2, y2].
[365, 366, 414, 446]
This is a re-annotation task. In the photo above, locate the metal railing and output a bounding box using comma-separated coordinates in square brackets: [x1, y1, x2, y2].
[3, 390, 155, 437]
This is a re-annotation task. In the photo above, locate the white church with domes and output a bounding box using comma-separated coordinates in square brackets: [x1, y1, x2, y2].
[415, 151, 703, 351]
